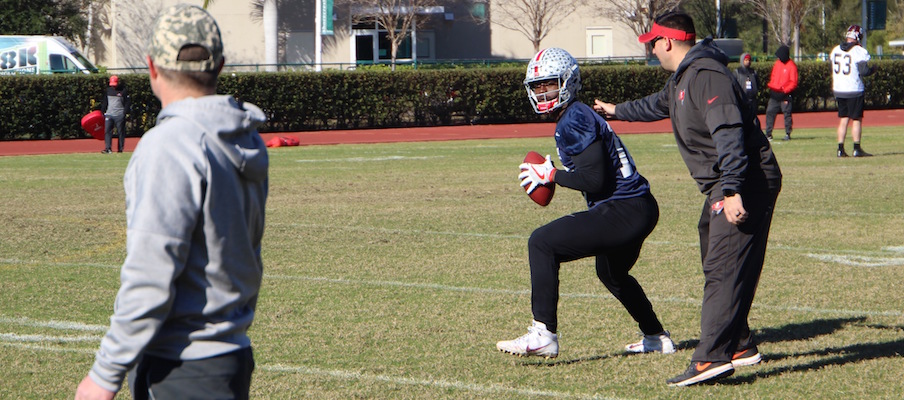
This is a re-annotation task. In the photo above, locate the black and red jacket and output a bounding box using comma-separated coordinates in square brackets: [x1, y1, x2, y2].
[614, 38, 782, 199]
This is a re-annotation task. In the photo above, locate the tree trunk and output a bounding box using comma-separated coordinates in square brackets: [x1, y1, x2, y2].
[391, 36, 398, 71]
[263, 0, 278, 72]
[780, 0, 791, 45]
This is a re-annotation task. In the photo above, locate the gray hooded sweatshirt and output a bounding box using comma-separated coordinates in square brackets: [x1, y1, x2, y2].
[89, 95, 269, 392]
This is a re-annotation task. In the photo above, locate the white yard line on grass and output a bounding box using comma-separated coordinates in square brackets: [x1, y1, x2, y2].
[272, 223, 904, 259]
[1, 256, 901, 317]
[266, 274, 904, 318]
[262, 363, 627, 400]
[0, 337, 627, 400]
[804, 253, 904, 267]
[294, 155, 443, 163]
[0, 341, 96, 354]
[0, 333, 101, 342]
[0, 316, 108, 332]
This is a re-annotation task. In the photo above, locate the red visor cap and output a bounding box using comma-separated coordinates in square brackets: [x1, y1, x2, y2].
[638, 23, 696, 43]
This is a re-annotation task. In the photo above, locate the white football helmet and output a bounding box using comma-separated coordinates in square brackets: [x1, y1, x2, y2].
[845, 25, 863, 42]
[524, 48, 581, 114]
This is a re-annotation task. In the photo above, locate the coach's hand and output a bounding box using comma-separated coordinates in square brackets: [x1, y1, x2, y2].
[593, 100, 617, 119]
[723, 193, 747, 225]
[75, 375, 115, 400]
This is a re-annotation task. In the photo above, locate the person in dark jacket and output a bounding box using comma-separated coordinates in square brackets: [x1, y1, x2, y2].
[594, 12, 782, 387]
[100, 75, 131, 153]
[765, 45, 797, 141]
[734, 53, 760, 129]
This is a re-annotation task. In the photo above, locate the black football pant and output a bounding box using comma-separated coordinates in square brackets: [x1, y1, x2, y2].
[129, 347, 254, 400]
[692, 190, 779, 364]
[104, 114, 126, 152]
[529, 193, 664, 334]
[765, 95, 792, 137]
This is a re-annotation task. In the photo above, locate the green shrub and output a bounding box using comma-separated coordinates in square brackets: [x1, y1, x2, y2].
[1, 60, 901, 140]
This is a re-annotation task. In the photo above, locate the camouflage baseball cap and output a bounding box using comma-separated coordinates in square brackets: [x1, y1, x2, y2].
[148, 4, 223, 72]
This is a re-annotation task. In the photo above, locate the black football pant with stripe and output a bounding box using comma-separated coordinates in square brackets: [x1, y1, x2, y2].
[691, 189, 779, 364]
[104, 114, 126, 152]
[529, 193, 664, 335]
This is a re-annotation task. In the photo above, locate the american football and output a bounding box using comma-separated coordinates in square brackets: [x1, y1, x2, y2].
[522, 151, 555, 206]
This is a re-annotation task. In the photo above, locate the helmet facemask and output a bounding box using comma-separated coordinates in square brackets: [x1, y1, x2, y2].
[846, 25, 863, 43]
[526, 77, 563, 113]
[524, 48, 581, 114]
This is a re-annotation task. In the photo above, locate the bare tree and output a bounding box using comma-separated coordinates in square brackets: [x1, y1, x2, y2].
[483, 0, 584, 53]
[590, 0, 682, 57]
[740, 0, 822, 49]
[337, 0, 440, 70]
[108, 0, 166, 68]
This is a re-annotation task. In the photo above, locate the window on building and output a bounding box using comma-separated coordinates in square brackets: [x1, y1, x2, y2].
[354, 29, 435, 63]
[470, 2, 487, 23]
[356, 35, 375, 63]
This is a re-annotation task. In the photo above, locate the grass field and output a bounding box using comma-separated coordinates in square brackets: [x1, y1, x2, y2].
[1, 127, 903, 399]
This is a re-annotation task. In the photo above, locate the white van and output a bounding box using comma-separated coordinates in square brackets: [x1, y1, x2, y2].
[0, 36, 97, 75]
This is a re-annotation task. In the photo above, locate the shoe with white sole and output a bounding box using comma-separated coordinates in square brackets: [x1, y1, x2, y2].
[731, 346, 762, 367]
[496, 320, 558, 358]
[667, 361, 734, 387]
[625, 331, 676, 354]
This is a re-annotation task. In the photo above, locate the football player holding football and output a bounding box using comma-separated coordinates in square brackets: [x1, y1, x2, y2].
[498, 47, 675, 359]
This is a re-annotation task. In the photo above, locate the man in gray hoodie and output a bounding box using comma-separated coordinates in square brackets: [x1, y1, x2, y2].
[75, 4, 268, 400]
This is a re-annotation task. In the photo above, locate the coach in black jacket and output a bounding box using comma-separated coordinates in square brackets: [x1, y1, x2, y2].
[595, 12, 781, 387]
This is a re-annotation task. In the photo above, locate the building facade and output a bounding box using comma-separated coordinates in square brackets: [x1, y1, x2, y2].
[94, 0, 646, 72]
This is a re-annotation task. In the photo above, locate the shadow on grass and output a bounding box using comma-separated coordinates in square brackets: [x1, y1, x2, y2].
[720, 318, 904, 385]
[671, 316, 870, 352]
[725, 337, 904, 384]
[519, 353, 616, 367]
[517, 317, 900, 370]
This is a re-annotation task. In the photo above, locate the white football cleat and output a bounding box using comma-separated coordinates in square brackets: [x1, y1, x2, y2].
[625, 331, 676, 354]
[496, 320, 559, 358]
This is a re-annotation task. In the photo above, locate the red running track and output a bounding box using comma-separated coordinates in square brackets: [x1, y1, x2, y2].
[2, 109, 903, 156]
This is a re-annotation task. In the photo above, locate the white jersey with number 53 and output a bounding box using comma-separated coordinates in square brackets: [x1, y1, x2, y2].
[830, 43, 870, 95]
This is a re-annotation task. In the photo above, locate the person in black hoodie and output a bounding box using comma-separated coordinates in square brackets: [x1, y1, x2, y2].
[100, 75, 131, 153]
[764, 45, 798, 141]
[594, 12, 782, 387]
[734, 53, 760, 128]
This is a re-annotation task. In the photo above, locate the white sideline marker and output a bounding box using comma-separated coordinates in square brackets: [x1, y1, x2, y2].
[262, 364, 623, 400]
[805, 253, 904, 267]
[0, 333, 101, 343]
[295, 155, 442, 163]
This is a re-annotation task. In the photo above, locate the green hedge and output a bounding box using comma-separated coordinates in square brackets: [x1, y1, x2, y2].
[1, 60, 901, 141]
